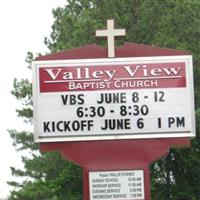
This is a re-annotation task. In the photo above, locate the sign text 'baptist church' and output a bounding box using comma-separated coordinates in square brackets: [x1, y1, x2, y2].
[40, 61, 185, 92]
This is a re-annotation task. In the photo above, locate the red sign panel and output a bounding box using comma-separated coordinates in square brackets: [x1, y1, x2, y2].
[39, 62, 186, 93]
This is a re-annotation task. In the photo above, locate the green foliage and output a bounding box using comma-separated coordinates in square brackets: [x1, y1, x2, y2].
[9, 0, 200, 199]
[8, 129, 37, 151]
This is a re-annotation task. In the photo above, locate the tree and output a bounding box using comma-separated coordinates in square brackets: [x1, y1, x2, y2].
[9, 0, 200, 199]
[8, 55, 83, 200]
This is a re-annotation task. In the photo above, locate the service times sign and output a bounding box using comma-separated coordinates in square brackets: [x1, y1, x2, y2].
[32, 56, 195, 142]
[89, 170, 144, 200]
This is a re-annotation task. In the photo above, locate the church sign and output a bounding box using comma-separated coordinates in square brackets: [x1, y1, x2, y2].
[33, 19, 195, 200]
[32, 55, 195, 142]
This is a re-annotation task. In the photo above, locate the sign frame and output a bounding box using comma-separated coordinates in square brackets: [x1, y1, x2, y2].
[32, 55, 195, 143]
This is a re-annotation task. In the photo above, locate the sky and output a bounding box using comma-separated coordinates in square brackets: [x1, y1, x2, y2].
[0, 0, 66, 197]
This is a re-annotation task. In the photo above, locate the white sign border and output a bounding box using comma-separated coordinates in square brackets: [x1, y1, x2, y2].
[32, 55, 196, 143]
